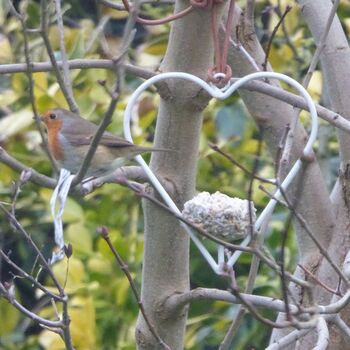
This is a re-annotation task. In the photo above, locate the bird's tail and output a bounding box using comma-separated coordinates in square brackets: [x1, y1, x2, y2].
[136, 146, 177, 154]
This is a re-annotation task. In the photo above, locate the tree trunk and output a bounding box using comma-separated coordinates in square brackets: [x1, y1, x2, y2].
[135, 2, 219, 348]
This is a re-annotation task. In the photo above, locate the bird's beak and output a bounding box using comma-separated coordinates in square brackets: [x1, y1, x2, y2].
[33, 115, 44, 122]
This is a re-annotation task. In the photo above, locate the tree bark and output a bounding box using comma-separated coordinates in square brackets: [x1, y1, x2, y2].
[135, 2, 218, 349]
[226, 4, 338, 348]
[294, 0, 350, 348]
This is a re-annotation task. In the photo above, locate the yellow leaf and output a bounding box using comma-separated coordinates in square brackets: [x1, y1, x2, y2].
[114, 277, 131, 306]
[39, 330, 65, 350]
[239, 139, 260, 154]
[308, 71, 322, 101]
[11, 73, 27, 94]
[39, 296, 96, 350]
[69, 296, 96, 349]
[0, 33, 13, 63]
[52, 257, 85, 293]
[0, 109, 33, 139]
[269, 45, 294, 71]
[135, 52, 162, 68]
[88, 84, 110, 105]
[143, 40, 168, 55]
[0, 298, 20, 335]
[66, 223, 93, 256]
[0, 89, 17, 107]
[87, 255, 112, 274]
[47, 26, 60, 50]
[33, 72, 48, 99]
[270, 2, 299, 34]
[102, 7, 129, 19]
[344, 19, 350, 34]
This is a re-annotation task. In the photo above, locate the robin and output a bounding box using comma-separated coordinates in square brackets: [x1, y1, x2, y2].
[40, 108, 171, 177]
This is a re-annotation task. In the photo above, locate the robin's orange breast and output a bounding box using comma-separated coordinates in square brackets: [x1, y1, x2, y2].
[47, 120, 64, 161]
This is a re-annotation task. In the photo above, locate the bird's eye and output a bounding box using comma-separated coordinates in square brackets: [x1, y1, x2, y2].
[49, 113, 56, 120]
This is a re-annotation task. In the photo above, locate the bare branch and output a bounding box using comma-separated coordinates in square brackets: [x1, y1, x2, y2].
[72, 2, 140, 184]
[266, 328, 312, 350]
[298, 263, 341, 296]
[0, 59, 154, 79]
[209, 143, 276, 185]
[117, 177, 311, 288]
[0, 249, 64, 302]
[99, 227, 170, 350]
[233, 78, 350, 133]
[301, 0, 340, 88]
[0, 282, 63, 328]
[278, 0, 340, 176]
[0, 203, 64, 293]
[7, 0, 57, 170]
[40, 0, 78, 112]
[53, 0, 79, 113]
[0, 59, 348, 132]
[165, 287, 298, 315]
[314, 317, 329, 350]
[277, 186, 350, 287]
[263, 6, 292, 71]
[0, 147, 56, 187]
[332, 315, 350, 340]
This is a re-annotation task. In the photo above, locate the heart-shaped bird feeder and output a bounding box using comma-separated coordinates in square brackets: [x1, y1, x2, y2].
[123, 71, 318, 275]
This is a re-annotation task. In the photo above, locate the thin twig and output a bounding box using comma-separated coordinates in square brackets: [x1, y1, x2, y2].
[0, 201, 75, 348]
[265, 184, 350, 287]
[117, 178, 255, 254]
[0, 60, 155, 79]
[0, 249, 64, 301]
[0, 203, 64, 293]
[61, 301, 75, 350]
[274, 124, 290, 180]
[263, 5, 292, 71]
[0, 282, 63, 328]
[99, 227, 170, 350]
[220, 131, 264, 350]
[85, 16, 110, 55]
[72, 1, 140, 184]
[280, 188, 349, 286]
[279, 213, 293, 321]
[301, 0, 340, 88]
[279, 0, 340, 175]
[166, 287, 350, 318]
[72, 88, 121, 184]
[266, 328, 312, 350]
[275, 0, 301, 63]
[53, 0, 79, 113]
[118, 177, 311, 288]
[0, 146, 56, 188]
[0, 59, 348, 132]
[314, 317, 329, 350]
[332, 315, 350, 340]
[209, 143, 276, 185]
[7, 0, 57, 170]
[40, 0, 78, 113]
[298, 264, 341, 296]
[230, 286, 292, 329]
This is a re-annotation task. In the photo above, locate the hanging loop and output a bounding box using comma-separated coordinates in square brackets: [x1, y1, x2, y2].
[207, 64, 232, 84]
[207, 0, 236, 84]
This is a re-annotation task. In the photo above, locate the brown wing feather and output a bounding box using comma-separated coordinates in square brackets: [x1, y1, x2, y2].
[66, 131, 135, 148]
